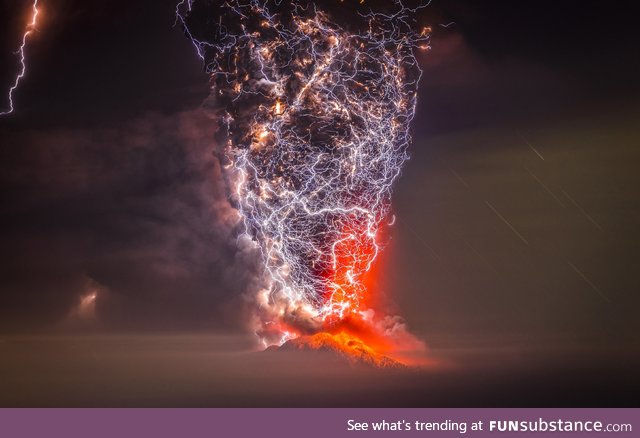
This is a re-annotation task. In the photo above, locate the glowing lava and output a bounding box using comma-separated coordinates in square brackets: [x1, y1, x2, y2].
[281, 331, 406, 368]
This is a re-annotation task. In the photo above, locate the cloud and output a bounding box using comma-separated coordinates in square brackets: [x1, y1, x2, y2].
[0, 109, 262, 331]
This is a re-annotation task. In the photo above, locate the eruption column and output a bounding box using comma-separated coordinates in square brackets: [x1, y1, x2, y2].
[178, 0, 429, 349]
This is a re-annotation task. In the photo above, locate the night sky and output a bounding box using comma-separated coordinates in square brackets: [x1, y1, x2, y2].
[0, 0, 639, 406]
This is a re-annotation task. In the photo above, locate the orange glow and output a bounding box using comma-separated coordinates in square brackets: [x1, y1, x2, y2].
[310, 222, 421, 366]
[287, 331, 404, 368]
[274, 100, 283, 115]
[264, 220, 429, 367]
[323, 221, 378, 321]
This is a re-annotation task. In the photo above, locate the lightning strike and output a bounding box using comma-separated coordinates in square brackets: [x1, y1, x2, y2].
[1, 0, 40, 116]
[178, 0, 429, 364]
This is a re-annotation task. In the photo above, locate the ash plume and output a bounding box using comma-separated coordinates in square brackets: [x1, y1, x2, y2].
[178, 0, 429, 349]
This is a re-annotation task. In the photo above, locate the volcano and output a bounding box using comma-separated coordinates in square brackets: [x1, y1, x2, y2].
[272, 332, 406, 368]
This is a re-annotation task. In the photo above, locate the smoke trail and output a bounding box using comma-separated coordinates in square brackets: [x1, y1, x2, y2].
[1, 0, 39, 116]
[178, 0, 429, 348]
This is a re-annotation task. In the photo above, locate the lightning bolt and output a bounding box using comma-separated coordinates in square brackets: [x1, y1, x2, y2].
[1, 0, 40, 116]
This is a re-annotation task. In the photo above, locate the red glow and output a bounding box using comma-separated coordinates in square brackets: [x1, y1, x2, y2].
[323, 220, 378, 321]
[294, 222, 423, 366]
[286, 331, 405, 368]
[266, 221, 427, 367]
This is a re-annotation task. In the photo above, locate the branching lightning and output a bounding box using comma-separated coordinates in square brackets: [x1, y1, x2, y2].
[178, 0, 429, 350]
[1, 0, 39, 116]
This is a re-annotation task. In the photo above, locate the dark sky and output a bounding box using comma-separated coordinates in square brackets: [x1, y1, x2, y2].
[0, 0, 639, 355]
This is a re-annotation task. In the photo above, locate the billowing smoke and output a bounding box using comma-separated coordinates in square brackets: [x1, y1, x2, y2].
[178, 0, 429, 349]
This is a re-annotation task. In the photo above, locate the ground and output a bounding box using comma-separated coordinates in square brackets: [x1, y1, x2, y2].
[0, 333, 637, 407]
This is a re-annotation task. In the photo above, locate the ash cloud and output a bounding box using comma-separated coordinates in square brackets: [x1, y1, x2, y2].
[0, 109, 263, 332]
[177, 0, 430, 353]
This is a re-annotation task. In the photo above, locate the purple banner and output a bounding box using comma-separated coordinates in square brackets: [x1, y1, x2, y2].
[0, 408, 637, 437]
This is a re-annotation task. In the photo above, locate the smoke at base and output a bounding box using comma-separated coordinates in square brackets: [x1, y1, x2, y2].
[177, 0, 430, 364]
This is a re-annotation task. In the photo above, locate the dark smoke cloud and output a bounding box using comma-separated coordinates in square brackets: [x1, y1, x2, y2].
[0, 109, 264, 332]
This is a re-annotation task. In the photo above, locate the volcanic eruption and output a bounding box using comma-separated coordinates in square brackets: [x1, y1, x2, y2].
[177, 0, 429, 366]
